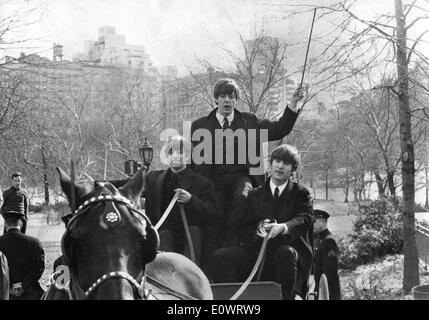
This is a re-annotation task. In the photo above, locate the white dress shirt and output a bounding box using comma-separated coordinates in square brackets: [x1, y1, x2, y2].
[216, 111, 234, 127]
[270, 179, 289, 235]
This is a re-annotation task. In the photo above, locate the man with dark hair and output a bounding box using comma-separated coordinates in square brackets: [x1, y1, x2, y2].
[313, 209, 341, 300]
[209, 144, 313, 300]
[1, 172, 29, 234]
[191, 78, 306, 252]
[0, 212, 45, 300]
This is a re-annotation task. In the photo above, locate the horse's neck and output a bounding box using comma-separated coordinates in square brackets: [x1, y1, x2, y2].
[69, 278, 86, 300]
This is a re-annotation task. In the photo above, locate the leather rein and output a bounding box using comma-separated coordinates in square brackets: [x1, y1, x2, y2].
[59, 189, 268, 300]
[62, 192, 196, 300]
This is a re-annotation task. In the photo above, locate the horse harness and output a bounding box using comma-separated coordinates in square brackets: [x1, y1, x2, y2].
[58, 184, 268, 300]
[61, 187, 196, 300]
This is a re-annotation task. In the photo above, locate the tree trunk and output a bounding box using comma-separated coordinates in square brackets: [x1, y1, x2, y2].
[395, 0, 419, 294]
[386, 170, 397, 208]
[345, 145, 349, 202]
[41, 144, 50, 206]
[374, 170, 386, 197]
[426, 127, 429, 208]
[358, 171, 365, 201]
[325, 167, 329, 200]
[103, 144, 108, 180]
[425, 164, 429, 209]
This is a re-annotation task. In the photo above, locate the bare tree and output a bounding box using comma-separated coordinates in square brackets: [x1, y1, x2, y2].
[190, 28, 291, 118]
[265, 0, 429, 292]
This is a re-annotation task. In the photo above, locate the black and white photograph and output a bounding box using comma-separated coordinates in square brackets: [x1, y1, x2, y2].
[1, 0, 429, 308]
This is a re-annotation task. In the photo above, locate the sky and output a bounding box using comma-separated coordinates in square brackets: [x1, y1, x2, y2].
[1, 0, 428, 77]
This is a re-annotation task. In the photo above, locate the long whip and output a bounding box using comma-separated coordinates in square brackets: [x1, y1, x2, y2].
[299, 8, 317, 87]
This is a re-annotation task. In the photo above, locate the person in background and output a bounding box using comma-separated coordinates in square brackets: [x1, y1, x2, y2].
[0, 211, 44, 300]
[1, 173, 29, 234]
[313, 209, 341, 300]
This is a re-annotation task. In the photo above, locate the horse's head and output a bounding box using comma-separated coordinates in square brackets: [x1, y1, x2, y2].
[57, 167, 159, 300]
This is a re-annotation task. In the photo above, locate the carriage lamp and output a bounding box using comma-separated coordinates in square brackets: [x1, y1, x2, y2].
[139, 137, 153, 172]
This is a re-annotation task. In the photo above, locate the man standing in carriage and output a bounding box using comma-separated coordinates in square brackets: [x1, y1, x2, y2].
[190, 78, 306, 255]
[209, 144, 313, 300]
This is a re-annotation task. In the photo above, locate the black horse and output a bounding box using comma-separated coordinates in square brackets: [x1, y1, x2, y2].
[43, 167, 212, 300]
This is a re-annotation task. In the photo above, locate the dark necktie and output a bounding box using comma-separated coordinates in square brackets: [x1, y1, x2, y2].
[274, 187, 279, 200]
[273, 187, 280, 219]
[223, 117, 229, 130]
[222, 117, 229, 164]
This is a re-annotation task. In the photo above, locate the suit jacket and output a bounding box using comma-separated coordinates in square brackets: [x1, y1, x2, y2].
[143, 168, 218, 229]
[314, 229, 341, 300]
[0, 229, 44, 297]
[240, 179, 314, 281]
[190, 107, 299, 186]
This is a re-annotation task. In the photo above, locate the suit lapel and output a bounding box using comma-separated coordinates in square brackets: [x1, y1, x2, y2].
[230, 110, 245, 131]
[280, 178, 294, 201]
[207, 108, 221, 131]
[260, 180, 274, 203]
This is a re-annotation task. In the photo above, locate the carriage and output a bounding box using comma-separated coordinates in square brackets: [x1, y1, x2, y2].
[1, 167, 331, 300]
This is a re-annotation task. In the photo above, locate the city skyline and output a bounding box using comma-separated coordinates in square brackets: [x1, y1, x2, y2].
[3, 0, 421, 77]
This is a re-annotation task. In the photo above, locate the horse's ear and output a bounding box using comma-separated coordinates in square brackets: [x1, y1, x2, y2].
[118, 167, 146, 204]
[56, 167, 92, 208]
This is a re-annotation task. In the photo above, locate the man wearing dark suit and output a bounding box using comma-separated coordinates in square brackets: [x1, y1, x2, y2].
[143, 136, 218, 268]
[191, 78, 305, 250]
[209, 144, 313, 300]
[1, 172, 29, 234]
[106, 136, 218, 269]
[313, 209, 341, 300]
[0, 212, 45, 300]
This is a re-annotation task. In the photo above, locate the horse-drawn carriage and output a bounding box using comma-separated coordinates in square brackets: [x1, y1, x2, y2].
[34, 167, 331, 301]
[0, 167, 331, 300]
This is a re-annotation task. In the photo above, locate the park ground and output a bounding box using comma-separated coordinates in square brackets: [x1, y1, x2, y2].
[1, 199, 428, 299]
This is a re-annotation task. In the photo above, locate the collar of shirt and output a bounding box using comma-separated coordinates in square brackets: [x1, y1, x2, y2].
[269, 178, 288, 198]
[216, 110, 234, 127]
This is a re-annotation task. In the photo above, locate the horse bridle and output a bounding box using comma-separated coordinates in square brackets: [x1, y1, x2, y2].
[63, 190, 155, 300]
[59, 189, 271, 300]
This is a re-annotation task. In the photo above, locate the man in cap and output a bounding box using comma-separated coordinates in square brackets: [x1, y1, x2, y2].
[191, 78, 306, 253]
[1, 172, 29, 234]
[313, 209, 341, 300]
[0, 211, 45, 300]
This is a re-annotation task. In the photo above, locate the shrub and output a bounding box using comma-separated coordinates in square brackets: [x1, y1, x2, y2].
[339, 198, 403, 269]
